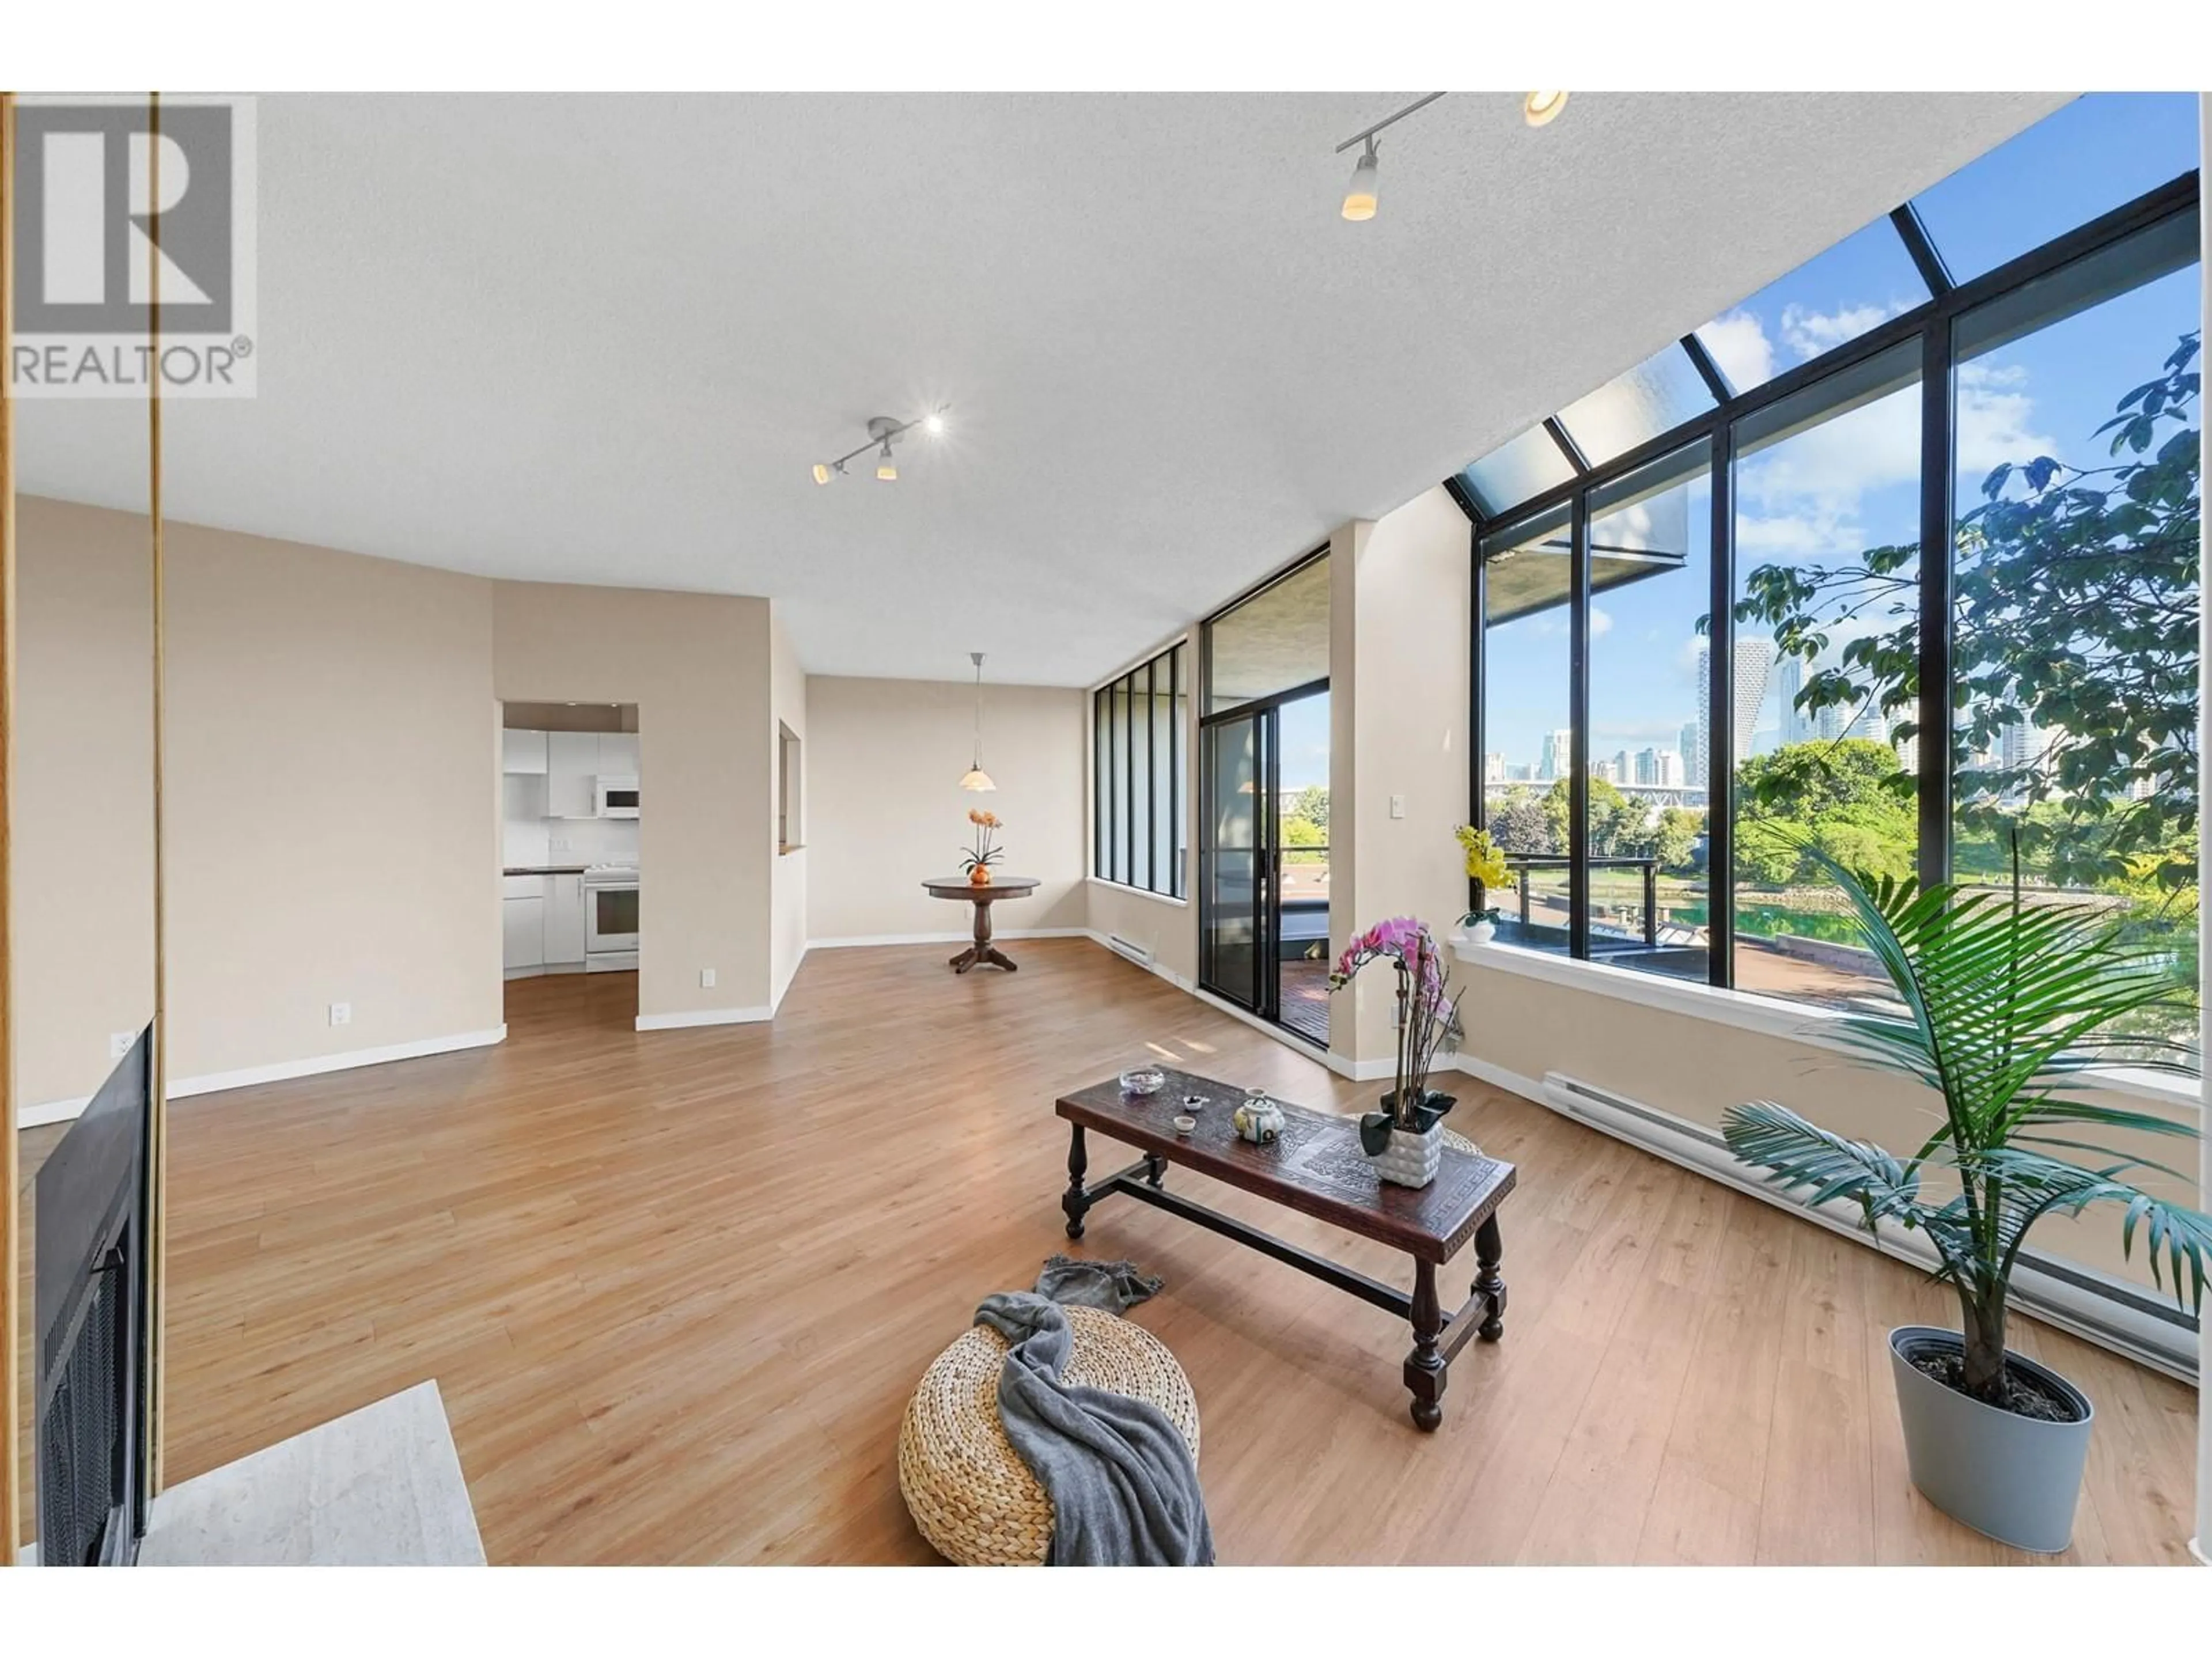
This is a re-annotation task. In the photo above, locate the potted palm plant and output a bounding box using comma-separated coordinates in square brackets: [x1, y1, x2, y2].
[1721, 847, 2209, 1552]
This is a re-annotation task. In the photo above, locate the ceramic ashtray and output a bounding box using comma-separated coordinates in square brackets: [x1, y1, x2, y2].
[1119, 1068, 1166, 1097]
[1172, 1114, 1197, 1135]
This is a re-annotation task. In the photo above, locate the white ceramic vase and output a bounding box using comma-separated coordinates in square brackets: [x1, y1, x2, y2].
[1369, 1122, 1442, 1188]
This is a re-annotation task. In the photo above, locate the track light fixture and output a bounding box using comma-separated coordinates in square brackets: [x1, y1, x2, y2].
[1341, 139, 1380, 222]
[1333, 92, 1445, 224]
[812, 408, 948, 486]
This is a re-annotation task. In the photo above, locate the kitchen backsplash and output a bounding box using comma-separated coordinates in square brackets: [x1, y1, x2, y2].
[502, 775, 641, 869]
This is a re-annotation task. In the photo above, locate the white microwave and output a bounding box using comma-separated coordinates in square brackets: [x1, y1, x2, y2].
[594, 775, 639, 819]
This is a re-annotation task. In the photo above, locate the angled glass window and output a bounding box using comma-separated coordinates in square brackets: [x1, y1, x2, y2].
[1912, 94, 2200, 285]
[1948, 218, 2200, 1047]
[1478, 503, 1573, 955]
[1730, 340, 1922, 1014]
[1694, 217, 1929, 396]
[1557, 344, 1716, 468]
[1585, 442, 1711, 983]
[1457, 423, 1576, 518]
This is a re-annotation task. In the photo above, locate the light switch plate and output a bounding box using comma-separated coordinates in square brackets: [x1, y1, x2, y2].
[700, 968, 717, 989]
[1389, 794, 1406, 819]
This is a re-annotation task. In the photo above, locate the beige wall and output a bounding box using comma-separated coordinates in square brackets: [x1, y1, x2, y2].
[1331, 490, 1474, 1069]
[768, 608, 808, 1004]
[491, 581, 775, 1019]
[805, 676, 1086, 942]
[16, 496, 501, 1107]
[1459, 957, 2196, 1289]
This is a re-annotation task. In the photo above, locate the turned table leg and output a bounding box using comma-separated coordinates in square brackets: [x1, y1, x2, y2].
[950, 895, 1018, 972]
[1062, 1124, 1090, 1240]
[1475, 1214, 1507, 1342]
[1404, 1257, 1446, 1431]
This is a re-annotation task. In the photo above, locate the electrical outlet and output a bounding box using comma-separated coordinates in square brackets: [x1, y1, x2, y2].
[328, 1002, 352, 1028]
[109, 1031, 135, 1062]
[699, 968, 717, 989]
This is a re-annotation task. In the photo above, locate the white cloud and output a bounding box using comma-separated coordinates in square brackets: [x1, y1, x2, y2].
[1779, 300, 1906, 362]
[1956, 359, 2060, 485]
[1696, 312, 1773, 393]
[1589, 605, 1614, 639]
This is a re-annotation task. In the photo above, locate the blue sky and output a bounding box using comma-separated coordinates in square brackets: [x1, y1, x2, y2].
[1481, 93, 2202, 782]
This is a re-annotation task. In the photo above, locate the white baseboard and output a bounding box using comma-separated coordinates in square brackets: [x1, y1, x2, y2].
[1454, 1051, 1547, 1104]
[634, 1005, 774, 1031]
[18, 1025, 510, 1131]
[807, 927, 1091, 950]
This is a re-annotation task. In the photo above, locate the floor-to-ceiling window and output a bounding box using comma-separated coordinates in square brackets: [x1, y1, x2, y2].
[1453, 93, 2200, 1035]
[1477, 506, 1572, 953]
[1092, 641, 1188, 899]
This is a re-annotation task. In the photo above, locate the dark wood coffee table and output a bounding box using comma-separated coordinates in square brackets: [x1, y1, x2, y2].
[1055, 1067, 1515, 1431]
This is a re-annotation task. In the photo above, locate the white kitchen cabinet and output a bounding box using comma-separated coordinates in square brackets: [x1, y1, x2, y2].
[503, 892, 546, 972]
[502, 728, 548, 775]
[546, 731, 600, 819]
[543, 872, 587, 967]
[597, 731, 641, 778]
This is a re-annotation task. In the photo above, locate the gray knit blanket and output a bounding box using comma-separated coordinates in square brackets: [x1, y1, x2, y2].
[972, 1257, 1214, 1566]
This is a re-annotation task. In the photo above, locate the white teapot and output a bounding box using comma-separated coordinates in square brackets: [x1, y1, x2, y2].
[1233, 1087, 1285, 1146]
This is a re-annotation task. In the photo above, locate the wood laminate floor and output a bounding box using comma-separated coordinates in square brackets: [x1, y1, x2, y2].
[13, 941, 2202, 1563]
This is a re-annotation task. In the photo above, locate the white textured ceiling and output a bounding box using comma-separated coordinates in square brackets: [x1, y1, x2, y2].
[16, 91, 2070, 685]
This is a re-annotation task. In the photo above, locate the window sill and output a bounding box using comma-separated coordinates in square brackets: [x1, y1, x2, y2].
[1452, 938, 2199, 1114]
[779, 843, 805, 857]
[1085, 877, 1189, 909]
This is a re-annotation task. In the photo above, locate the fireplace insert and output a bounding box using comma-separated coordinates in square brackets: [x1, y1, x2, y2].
[35, 1027, 155, 1567]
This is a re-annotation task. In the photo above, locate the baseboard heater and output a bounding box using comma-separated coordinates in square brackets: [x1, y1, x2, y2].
[1105, 934, 1154, 967]
[1537, 1071, 2199, 1383]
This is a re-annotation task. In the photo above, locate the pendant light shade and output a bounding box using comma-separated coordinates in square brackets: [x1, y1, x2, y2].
[1341, 140, 1380, 222]
[961, 652, 998, 791]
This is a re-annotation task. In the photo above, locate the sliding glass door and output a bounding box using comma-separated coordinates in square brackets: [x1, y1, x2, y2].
[1199, 709, 1270, 1015]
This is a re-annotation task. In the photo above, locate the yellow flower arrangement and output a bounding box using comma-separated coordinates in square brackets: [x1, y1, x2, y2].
[1453, 824, 1513, 927]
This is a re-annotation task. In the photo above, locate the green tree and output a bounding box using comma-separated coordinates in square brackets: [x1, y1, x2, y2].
[1732, 334, 2201, 892]
[1734, 739, 1916, 888]
[1486, 787, 1552, 854]
[1651, 806, 1705, 875]
[1291, 784, 1330, 833]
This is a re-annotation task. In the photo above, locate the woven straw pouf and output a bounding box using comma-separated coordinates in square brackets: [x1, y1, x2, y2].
[898, 1303, 1200, 1566]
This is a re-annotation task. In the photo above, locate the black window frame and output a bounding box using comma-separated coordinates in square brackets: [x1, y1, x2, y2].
[1455, 167, 2202, 997]
[1092, 640, 1189, 900]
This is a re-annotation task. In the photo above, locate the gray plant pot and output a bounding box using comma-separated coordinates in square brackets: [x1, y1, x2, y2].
[1888, 1325, 2093, 1554]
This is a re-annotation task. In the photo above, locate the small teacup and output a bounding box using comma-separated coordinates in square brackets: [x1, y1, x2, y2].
[1172, 1115, 1197, 1135]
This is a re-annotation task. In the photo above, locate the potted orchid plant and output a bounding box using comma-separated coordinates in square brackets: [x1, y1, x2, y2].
[1453, 824, 1513, 947]
[1328, 918, 1464, 1188]
[960, 807, 1003, 885]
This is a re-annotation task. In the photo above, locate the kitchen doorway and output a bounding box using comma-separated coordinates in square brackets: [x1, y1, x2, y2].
[499, 701, 640, 1031]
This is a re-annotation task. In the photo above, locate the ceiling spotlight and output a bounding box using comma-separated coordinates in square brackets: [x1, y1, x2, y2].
[1333, 92, 1444, 224]
[1524, 90, 1569, 128]
[810, 408, 947, 486]
[1341, 140, 1379, 222]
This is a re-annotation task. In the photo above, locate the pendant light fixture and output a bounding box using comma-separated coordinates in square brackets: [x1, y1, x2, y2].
[960, 652, 997, 792]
